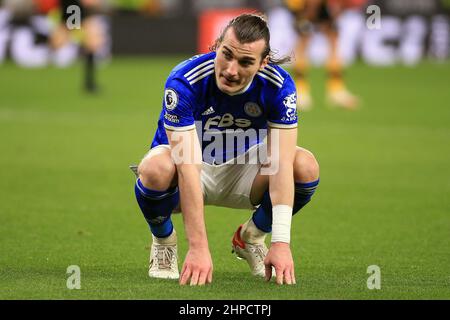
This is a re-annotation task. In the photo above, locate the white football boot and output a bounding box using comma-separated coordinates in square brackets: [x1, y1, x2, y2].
[296, 80, 313, 111]
[326, 88, 360, 110]
[298, 91, 313, 111]
[232, 219, 274, 278]
[149, 230, 179, 280]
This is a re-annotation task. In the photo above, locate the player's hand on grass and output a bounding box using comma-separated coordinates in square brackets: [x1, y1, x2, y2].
[264, 242, 296, 285]
[180, 247, 213, 286]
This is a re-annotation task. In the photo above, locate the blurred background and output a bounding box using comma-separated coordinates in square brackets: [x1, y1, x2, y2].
[1, 0, 449, 299]
[0, 0, 448, 67]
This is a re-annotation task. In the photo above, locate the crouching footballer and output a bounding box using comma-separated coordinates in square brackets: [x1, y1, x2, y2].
[132, 14, 319, 286]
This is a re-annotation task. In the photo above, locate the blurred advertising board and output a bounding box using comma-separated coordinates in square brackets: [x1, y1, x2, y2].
[268, 0, 449, 66]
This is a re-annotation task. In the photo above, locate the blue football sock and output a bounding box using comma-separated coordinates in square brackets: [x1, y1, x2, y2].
[252, 190, 273, 233]
[293, 179, 320, 213]
[252, 179, 320, 233]
[134, 178, 179, 238]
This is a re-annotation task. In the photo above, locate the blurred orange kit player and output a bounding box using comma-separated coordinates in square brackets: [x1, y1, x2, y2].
[285, 0, 365, 110]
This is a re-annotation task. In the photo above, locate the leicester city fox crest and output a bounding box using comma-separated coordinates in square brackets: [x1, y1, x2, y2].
[283, 92, 297, 110]
[244, 102, 262, 117]
[283, 92, 297, 121]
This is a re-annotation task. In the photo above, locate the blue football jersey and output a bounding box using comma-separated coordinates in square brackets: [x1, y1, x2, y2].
[151, 52, 298, 164]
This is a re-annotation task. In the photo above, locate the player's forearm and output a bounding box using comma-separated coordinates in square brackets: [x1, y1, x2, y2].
[177, 164, 209, 249]
[166, 129, 207, 249]
[269, 161, 294, 245]
[269, 161, 294, 206]
[266, 127, 297, 245]
[267, 128, 296, 206]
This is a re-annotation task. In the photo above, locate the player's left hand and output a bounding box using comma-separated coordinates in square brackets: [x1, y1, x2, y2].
[264, 242, 296, 285]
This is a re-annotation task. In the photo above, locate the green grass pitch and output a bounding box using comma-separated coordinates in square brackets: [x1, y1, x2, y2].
[0, 57, 449, 299]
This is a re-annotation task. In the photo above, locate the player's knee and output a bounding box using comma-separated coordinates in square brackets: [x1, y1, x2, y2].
[294, 147, 319, 182]
[138, 157, 176, 191]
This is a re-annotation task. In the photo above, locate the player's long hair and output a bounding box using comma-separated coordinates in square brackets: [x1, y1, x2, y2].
[210, 13, 292, 66]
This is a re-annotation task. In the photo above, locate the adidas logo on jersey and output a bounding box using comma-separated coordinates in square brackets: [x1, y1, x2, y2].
[201, 106, 215, 116]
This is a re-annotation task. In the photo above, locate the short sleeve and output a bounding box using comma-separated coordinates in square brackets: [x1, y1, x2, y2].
[267, 75, 298, 129]
[162, 77, 196, 131]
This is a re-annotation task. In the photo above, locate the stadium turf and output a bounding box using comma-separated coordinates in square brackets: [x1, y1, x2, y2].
[0, 58, 449, 299]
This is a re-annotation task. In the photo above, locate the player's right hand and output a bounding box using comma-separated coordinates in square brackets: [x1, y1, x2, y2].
[180, 247, 213, 286]
[264, 242, 296, 285]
